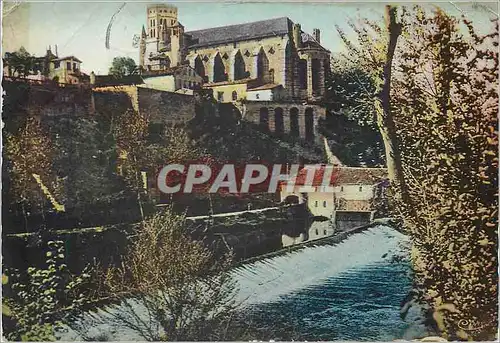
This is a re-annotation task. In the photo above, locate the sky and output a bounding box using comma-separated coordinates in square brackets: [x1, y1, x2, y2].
[2, 1, 498, 75]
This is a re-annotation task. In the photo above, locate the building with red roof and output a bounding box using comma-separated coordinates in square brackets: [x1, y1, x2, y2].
[280, 165, 388, 219]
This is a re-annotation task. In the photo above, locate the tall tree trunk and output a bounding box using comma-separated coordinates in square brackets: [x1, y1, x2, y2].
[133, 156, 145, 223]
[137, 187, 145, 223]
[376, 5, 408, 203]
[21, 202, 28, 232]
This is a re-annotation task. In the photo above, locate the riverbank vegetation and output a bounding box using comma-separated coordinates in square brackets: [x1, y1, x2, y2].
[2, 76, 318, 341]
[69, 207, 238, 341]
[2, 4, 496, 341]
[332, 5, 498, 340]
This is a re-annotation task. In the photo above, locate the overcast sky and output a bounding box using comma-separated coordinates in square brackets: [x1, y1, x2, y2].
[2, 1, 497, 74]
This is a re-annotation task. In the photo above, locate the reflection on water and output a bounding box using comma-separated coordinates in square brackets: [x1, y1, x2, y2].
[232, 226, 412, 341]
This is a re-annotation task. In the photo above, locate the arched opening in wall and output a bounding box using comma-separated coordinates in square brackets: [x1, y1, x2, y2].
[323, 59, 330, 80]
[257, 48, 269, 81]
[234, 51, 247, 80]
[284, 195, 299, 205]
[194, 56, 206, 81]
[274, 107, 284, 134]
[259, 107, 269, 130]
[269, 69, 275, 83]
[298, 59, 307, 89]
[311, 59, 321, 94]
[213, 53, 227, 82]
[305, 107, 314, 141]
[290, 107, 299, 137]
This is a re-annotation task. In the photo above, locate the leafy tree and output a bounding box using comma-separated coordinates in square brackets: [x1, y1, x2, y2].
[108, 56, 138, 78]
[337, 5, 498, 339]
[4, 117, 62, 230]
[3, 241, 92, 341]
[4, 46, 35, 77]
[391, 8, 498, 339]
[325, 57, 378, 127]
[335, 6, 406, 197]
[113, 110, 201, 219]
[322, 58, 385, 166]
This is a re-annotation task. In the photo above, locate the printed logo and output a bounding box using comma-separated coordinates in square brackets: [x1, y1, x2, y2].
[156, 162, 340, 194]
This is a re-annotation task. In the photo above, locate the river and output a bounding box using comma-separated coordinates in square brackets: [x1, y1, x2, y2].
[61, 225, 417, 341]
[231, 225, 414, 341]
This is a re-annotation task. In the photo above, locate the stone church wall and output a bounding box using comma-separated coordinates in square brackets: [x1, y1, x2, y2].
[186, 35, 290, 88]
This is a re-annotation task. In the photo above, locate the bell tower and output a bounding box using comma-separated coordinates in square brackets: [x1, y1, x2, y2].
[146, 4, 178, 40]
[141, 4, 185, 70]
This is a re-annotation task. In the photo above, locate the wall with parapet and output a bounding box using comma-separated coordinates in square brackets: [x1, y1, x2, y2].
[137, 86, 197, 124]
[243, 101, 326, 143]
[92, 85, 198, 125]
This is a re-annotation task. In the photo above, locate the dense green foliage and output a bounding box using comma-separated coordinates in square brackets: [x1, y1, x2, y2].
[338, 6, 498, 339]
[393, 9, 498, 339]
[108, 57, 139, 78]
[4, 241, 91, 341]
[4, 118, 57, 210]
[321, 36, 386, 166]
[3, 47, 35, 77]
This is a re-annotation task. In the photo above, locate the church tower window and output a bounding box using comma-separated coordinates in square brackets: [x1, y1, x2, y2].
[298, 59, 307, 89]
[290, 108, 299, 137]
[256, 48, 269, 81]
[311, 58, 321, 93]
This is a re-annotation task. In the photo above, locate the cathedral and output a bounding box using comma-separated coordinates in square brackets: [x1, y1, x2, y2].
[139, 4, 331, 142]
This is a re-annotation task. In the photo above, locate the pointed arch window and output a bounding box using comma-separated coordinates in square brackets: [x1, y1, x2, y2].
[233, 51, 246, 80]
[213, 53, 227, 82]
[305, 107, 314, 141]
[257, 48, 269, 80]
[194, 55, 205, 79]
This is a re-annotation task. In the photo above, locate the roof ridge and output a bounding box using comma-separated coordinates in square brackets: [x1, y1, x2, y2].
[185, 16, 290, 34]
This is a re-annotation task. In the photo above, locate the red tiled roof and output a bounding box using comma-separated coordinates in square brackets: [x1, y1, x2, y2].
[282, 165, 387, 187]
[334, 167, 387, 184]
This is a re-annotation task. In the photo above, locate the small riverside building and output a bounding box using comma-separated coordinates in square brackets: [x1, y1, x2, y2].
[280, 165, 388, 220]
